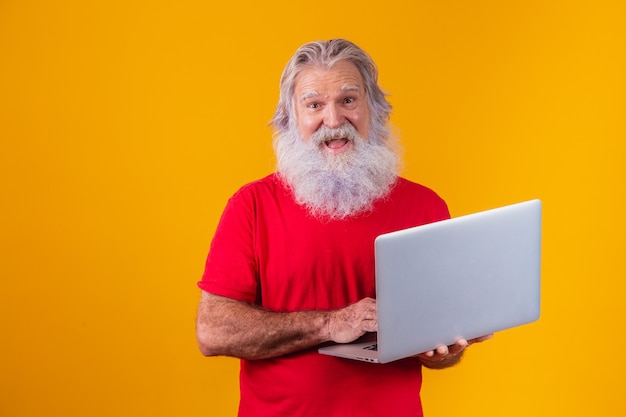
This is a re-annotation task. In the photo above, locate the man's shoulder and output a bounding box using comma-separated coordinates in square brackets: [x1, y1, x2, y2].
[393, 177, 445, 200]
[234, 173, 283, 195]
[228, 173, 289, 205]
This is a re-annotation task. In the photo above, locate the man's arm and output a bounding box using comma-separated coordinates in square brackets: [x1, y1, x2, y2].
[196, 291, 378, 360]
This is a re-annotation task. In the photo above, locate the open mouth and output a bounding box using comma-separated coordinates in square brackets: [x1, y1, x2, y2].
[324, 138, 350, 149]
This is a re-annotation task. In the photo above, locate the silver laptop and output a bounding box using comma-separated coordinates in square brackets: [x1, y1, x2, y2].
[318, 199, 542, 364]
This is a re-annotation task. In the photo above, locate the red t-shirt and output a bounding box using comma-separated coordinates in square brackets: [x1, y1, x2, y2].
[199, 174, 450, 417]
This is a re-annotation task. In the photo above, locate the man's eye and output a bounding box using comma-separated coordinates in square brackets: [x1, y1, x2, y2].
[308, 103, 320, 109]
[344, 97, 355, 104]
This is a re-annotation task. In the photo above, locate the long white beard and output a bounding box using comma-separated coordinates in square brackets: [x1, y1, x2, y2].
[274, 124, 400, 220]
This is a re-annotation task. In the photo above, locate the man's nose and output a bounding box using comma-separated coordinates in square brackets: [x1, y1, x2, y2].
[323, 103, 346, 128]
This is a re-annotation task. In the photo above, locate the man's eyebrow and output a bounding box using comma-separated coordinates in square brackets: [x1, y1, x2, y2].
[299, 91, 319, 102]
[341, 84, 362, 93]
[299, 84, 363, 102]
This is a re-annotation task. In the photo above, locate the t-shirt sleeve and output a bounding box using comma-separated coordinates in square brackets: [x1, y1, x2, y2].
[413, 182, 451, 224]
[429, 193, 451, 222]
[197, 186, 259, 304]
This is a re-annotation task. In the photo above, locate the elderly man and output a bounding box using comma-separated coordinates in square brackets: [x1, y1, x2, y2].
[196, 39, 489, 416]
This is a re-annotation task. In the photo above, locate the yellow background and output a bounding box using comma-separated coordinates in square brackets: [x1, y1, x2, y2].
[1, 0, 624, 415]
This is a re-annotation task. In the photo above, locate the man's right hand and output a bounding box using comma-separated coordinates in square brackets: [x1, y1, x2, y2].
[327, 297, 377, 343]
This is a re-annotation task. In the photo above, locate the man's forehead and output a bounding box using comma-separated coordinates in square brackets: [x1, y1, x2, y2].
[295, 61, 365, 97]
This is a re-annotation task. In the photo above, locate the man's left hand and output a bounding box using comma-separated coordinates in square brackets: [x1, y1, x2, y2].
[417, 334, 493, 369]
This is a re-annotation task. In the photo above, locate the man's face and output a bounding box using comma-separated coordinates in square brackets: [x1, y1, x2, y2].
[293, 60, 371, 153]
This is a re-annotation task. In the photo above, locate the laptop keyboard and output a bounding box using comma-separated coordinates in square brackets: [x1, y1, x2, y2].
[363, 344, 378, 351]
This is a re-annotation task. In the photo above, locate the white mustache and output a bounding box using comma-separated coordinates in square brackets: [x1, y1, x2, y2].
[311, 124, 361, 146]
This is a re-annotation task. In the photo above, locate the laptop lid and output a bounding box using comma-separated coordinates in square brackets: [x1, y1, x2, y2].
[319, 199, 542, 364]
